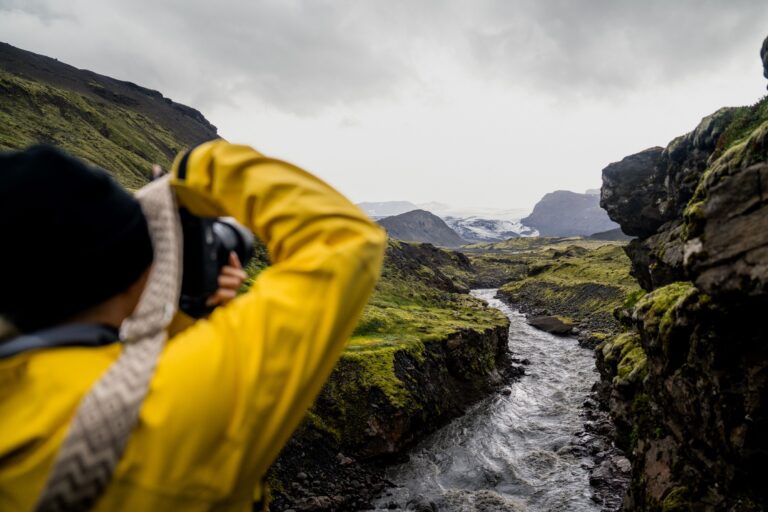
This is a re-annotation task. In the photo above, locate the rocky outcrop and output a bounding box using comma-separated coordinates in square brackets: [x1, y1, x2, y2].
[378, 209, 466, 247]
[597, 36, 768, 511]
[601, 147, 666, 237]
[522, 190, 618, 236]
[762, 36, 768, 84]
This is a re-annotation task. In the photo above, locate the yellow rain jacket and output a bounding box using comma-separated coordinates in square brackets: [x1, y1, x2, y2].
[0, 140, 386, 511]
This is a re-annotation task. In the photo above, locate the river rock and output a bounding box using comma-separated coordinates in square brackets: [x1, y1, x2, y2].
[526, 315, 574, 335]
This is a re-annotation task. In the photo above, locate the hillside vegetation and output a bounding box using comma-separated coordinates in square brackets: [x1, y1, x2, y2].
[0, 42, 217, 188]
[310, 239, 508, 446]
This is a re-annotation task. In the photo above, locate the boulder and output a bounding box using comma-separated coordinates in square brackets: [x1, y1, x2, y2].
[600, 147, 665, 237]
[527, 315, 574, 335]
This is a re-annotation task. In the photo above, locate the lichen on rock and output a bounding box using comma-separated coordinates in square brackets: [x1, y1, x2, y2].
[597, 35, 768, 511]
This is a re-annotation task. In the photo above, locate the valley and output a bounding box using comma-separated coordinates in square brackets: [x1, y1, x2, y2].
[2, 33, 767, 512]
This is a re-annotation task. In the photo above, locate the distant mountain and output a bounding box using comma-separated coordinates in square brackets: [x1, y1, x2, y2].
[0, 42, 218, 188]
[357, 201, 419, 218]
[521, 190, 618, 237]
[444, 216, 538, 243]
[378, 210, 466, 247]
[588, 228, 633, 241]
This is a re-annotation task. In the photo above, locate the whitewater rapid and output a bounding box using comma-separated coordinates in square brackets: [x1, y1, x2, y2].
[374, 289, 603, 512]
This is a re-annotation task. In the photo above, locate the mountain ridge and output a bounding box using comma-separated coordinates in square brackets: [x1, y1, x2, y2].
[522, 189, 618, 237]
[0, 41, 218, 187]
[378, 209, 466, 247]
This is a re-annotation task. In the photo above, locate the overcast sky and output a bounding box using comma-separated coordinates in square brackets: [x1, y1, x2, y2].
[2, 1, 767, 210]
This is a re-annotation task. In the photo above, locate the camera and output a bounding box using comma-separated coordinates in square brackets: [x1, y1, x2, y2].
[179, 208, 255, 318]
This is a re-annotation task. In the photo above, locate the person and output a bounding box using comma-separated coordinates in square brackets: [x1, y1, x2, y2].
[0, 141, 387, 511]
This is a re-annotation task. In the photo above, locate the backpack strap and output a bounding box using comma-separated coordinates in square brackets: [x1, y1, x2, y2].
[34, 329, 167, 512]
[0, 324, 119, 359]
[34, 176, 182, 512]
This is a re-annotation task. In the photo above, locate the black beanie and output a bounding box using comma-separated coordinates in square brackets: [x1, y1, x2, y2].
[0, 145, 154, 332]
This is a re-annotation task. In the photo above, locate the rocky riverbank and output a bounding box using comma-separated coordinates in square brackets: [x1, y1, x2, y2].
[268, 323, 522, 511]
[493, 242, 639, 349]
[266, 241, 520, 511]
[594, 36, 768, 511]
[471, 241, 639, 509]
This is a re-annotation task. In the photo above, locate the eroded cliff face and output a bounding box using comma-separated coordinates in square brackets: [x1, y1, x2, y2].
[597, 36, 768, 511]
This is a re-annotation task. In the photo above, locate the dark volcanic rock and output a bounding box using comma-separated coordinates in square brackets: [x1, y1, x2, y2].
[601, 147, 665, 238]
[526, 315, 574, 335]
[762, 35, 768, 83]
[521, 190, 618, 237]
[378, 210, 466, 247]
[685, 161, 768, 298]
[623, 221, 687, 291]
[597, 37, 768, 511]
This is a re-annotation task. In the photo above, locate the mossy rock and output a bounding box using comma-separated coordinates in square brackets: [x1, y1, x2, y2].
[661, 486, 691, 512]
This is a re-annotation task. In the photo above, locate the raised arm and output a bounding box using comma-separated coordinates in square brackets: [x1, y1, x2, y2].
[123, 140, 385, 503]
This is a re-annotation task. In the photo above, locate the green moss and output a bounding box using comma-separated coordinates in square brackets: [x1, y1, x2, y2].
[662, 486, 691, 512]
[339, 346, 413, 408]
[616, 346, 647, 384]
[0, 70, 188, 189]
[622, 289, 646, 311]
[601, 331, 647, 388]
[634, 282, 697, 341]
[714, 96, 768, 155]
[497, 243, 640, 331]
[304, 411, 341, 442]
[350, 240, 507, 351]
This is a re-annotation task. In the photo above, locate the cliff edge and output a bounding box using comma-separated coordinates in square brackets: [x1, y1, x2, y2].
[597, 36, 768, 511]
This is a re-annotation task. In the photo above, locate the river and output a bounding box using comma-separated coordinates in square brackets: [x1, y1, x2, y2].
[374, 289, 605, 512]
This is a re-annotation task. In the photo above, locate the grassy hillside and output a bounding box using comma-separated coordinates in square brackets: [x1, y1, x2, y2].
[0, 42, 217, 188]
[317, 239, 508, 421]
[350, 240, 498, 349]
[1, 71, 178, 188]
[470, 239, 641, 341]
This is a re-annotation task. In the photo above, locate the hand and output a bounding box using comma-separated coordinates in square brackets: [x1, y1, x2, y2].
[205, 252, 247, 307]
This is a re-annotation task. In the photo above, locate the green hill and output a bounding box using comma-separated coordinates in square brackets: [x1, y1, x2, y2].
[0, 41, 218, 188]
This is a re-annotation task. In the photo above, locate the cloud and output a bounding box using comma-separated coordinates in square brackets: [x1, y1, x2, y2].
[2, 0, 767, 115]
[0, 0, 415, 114]
[462, 0, 768, 98]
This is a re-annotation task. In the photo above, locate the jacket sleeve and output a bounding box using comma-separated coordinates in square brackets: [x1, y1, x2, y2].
[158, 140, 385, 494]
